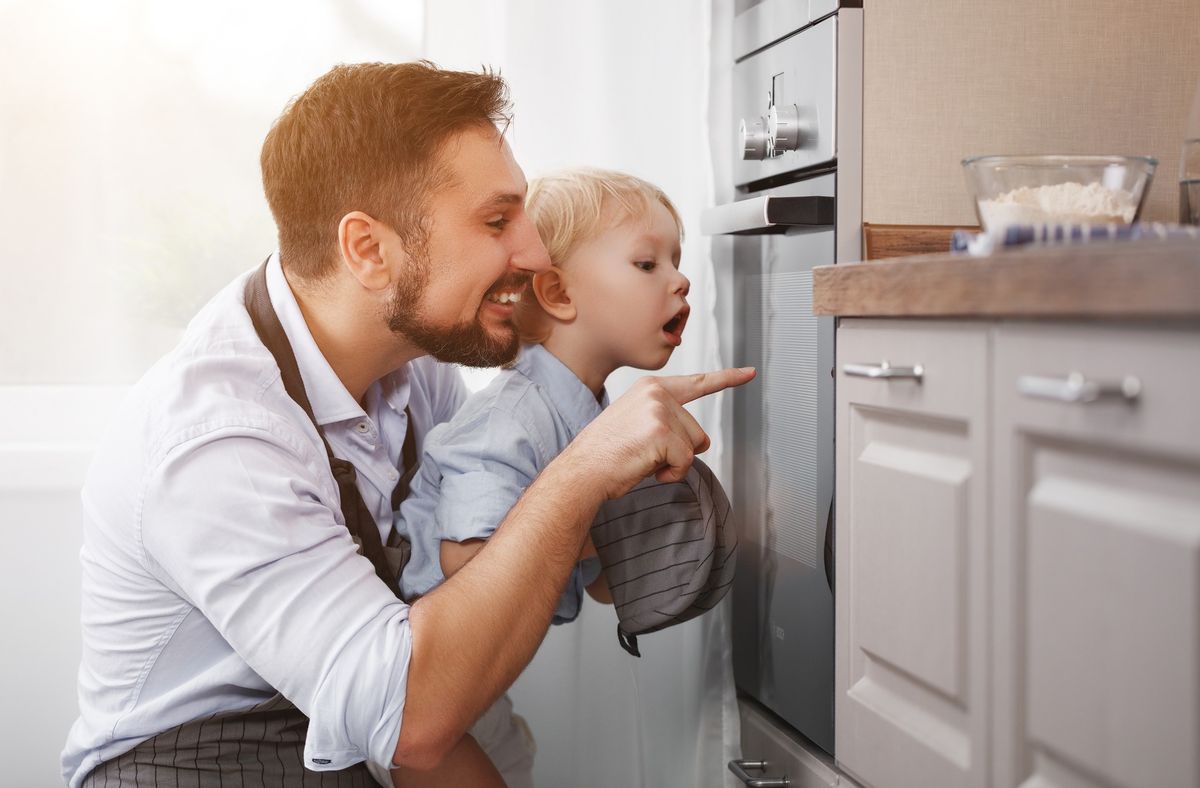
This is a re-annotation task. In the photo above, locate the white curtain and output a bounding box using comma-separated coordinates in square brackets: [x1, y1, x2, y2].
[425, 3, 741, 786]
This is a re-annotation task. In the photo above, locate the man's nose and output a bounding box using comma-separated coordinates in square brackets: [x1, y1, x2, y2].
[510, 214, 552, 274]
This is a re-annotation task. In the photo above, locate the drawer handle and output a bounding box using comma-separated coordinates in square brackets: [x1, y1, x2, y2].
[843, 361, 924, 381]
[1017, 372, 1141, 404]
[728, 759, 789, 787]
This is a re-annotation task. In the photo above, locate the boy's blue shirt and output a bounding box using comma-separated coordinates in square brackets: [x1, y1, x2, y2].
[395, 343, 605, 622]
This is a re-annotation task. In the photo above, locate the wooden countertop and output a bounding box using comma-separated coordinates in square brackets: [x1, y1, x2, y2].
[812, 238, 1200, 318]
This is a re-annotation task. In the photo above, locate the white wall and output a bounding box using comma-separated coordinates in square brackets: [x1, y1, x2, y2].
[0, 386, 126, 786]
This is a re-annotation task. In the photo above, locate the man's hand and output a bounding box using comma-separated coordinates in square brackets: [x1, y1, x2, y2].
[560, 367, 756, 500]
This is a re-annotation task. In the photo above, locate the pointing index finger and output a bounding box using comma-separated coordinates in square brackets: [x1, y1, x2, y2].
[658, 367, 757, 406]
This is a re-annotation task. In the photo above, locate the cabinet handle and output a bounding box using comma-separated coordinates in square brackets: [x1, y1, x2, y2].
[843, 361, 924, 381]
[1017, 372, 1141, 404]
[728, 759, 790, 787]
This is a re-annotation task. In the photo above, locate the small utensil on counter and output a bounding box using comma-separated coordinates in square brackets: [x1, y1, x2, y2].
[951, 221, 1200, 256]
[1180, 77, 1200, 225]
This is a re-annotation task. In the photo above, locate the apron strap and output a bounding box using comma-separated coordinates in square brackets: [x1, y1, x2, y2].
[244, 260, 407, 599]
[393, 409, 418, 510]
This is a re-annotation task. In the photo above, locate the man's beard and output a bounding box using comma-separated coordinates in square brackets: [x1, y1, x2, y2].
[385, 249, 526, 368]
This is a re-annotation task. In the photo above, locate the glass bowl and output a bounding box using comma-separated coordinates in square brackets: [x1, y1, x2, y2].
[962, 154, 1157, 233]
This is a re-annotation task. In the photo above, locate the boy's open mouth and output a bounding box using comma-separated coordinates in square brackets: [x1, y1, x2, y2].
[662, 306, 689, 345]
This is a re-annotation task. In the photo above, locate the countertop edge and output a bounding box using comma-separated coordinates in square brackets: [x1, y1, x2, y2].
[812, 239, 1200, 318]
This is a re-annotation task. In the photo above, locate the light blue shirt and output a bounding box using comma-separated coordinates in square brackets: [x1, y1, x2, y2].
[396, 344, 603, 622]
[62, 254, 466, 786]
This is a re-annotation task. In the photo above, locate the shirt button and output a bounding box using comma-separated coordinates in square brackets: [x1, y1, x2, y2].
[388, 469, 399, 481]
[355, 422, 370, 434]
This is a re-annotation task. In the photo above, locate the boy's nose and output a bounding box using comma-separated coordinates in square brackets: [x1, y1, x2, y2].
[673, 271, 691, 298]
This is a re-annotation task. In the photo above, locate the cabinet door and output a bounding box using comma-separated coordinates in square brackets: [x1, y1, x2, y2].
[993, 324, 1200, 788]
[835, 319, 990, 788]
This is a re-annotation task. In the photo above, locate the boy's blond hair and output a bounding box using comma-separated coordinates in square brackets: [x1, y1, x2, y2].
[515, 167, 684, 344]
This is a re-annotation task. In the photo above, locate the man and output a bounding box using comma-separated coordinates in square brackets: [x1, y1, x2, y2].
[62, 62, 752, 786]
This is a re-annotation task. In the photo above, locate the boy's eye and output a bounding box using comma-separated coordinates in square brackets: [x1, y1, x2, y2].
[634, 260, 657, 272]
[487, 217, 510, 231]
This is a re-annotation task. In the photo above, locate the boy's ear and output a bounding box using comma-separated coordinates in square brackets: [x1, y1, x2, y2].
[532, 268, 576, 321]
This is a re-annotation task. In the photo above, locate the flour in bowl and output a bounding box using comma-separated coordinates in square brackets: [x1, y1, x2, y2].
[978, 181, 1139, 230]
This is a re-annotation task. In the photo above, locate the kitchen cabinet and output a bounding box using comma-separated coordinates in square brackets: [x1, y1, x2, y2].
[834, 320, 990, 788]
[992, 324, 1200, 788]
[835, 318, 1200, 788]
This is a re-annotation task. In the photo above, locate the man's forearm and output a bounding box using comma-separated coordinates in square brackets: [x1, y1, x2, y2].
[390, 733, 503, 786]
[394, 448, 605, 768]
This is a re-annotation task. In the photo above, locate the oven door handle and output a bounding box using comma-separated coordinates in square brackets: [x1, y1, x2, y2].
[728, 759, 790, 787]
[700, 196, 835, 236]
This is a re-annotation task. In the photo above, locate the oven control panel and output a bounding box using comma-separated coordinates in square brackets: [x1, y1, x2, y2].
[740, 103, 804, 161]
[733, 15, 836, 185]
[739, 117, 770, 160]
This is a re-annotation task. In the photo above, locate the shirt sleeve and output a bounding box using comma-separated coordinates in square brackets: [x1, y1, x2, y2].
[580, 556, 603, 587]
[432, 406, 543, 543]
[139, 423, 411, 773]
[431, 402, 589, 624]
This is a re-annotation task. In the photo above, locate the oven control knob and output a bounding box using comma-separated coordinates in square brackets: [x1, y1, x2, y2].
[768, 104, 802, 154]
[740, 117, 771, 160]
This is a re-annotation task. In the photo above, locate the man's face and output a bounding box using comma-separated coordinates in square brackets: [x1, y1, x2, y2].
[384, 126, 551, 367]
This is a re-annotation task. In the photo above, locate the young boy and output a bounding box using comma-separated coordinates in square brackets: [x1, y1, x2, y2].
[392, 167, 690, 786]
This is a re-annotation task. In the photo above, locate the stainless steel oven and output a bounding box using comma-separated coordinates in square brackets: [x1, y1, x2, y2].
[703, 0, 861, 775]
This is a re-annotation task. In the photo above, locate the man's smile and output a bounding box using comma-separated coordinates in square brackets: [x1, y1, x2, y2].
[481, 273, 532, 315]
[485, 289, 524, 304]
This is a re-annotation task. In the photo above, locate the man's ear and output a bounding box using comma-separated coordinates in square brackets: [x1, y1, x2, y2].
[532, 268, 575, 321]
[337, 211, 392, 291]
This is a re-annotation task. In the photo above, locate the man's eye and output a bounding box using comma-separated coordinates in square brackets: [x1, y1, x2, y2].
[635, 260, 656, 272]
[487, 218, 510, 231]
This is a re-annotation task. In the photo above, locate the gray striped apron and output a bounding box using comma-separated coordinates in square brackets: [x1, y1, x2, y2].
[84, 261, 416, 786]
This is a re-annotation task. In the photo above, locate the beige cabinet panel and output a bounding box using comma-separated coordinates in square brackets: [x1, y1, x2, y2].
[993, 324, 1200, 788]
[836, 320, 990, 788]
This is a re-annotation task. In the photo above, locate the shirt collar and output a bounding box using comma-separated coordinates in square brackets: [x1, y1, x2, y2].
[377, 368, 413, 419]
[265, 253, 370, 427]
[514, 344, 608, 436]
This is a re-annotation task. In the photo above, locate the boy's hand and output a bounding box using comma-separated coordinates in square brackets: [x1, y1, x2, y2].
[557, 367, 756, 501]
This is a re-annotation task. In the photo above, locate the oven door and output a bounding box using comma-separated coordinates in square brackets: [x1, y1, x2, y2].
[702, 173, 836, 754]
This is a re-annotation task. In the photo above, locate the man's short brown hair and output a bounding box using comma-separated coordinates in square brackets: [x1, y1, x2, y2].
[260, 61, 510, 281]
